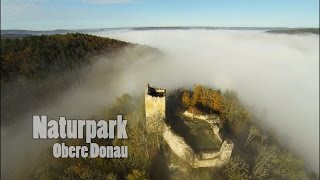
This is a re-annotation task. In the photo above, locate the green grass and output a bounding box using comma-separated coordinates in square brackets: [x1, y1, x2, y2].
[180, 115, 222, 152]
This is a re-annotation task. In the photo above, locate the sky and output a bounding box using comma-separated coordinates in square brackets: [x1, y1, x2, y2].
[1, 0, 319, 30]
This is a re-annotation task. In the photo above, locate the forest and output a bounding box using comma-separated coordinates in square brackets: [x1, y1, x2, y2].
[1, 33, 129, 82]
[1, 33, 135, 126]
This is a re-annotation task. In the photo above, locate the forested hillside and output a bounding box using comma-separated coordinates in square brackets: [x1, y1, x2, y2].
[1, 33, 134, 126]
[1, 33, 128, 82]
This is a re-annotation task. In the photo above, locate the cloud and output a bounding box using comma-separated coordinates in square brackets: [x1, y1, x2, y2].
[1, 30, 318, 178]
[92, 30, 319, 173]
[1, 45, 157, 179]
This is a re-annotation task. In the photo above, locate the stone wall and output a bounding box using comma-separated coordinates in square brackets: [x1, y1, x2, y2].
[211, 125, 223, 143]
[163, 125, 196, 162]
[163, 111, 234, 168]
[193, 156, 225, 168]
[183, 111, 220, 124]
[220, 140, 234, 162]
[163, 124, 234, 168]
[200, 151, 220, 159]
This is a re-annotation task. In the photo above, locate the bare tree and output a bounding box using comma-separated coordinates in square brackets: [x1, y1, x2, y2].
[252, 144, 277, 179]
[244, 126, 261, 147]
[225, 156, 250, 180]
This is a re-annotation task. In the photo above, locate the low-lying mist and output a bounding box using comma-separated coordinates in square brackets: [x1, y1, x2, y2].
[0, 45, 161, 179]
[91, 30, 319, 172]
[1, 30, 318, 178]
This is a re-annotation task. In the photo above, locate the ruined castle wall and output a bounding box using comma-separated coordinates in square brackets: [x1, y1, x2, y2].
[220, 140, 234, 162]
[183, 111, 220, 123]
[163, 124, 232, 168]
[163, 125, 197, 162]
[144, 85, 233, 168]
[163, 111, 234, 168]
[193, 156, 226, 168]
[200, 151, 220, 159]
[183, 111, 210, 120]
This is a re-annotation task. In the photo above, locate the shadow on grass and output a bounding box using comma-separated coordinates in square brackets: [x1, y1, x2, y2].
[165, 89, 219, 152]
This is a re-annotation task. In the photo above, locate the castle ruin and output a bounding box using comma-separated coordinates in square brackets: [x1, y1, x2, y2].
[145, 83, 234, 168]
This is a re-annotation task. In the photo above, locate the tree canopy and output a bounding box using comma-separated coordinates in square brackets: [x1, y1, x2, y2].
[1, 33, 128, 83]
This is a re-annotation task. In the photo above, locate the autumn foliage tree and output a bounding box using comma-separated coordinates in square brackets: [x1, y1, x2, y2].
[182, 91, 192, 107]
[1, 33, 129, 82]
[181, 85, 223, 115]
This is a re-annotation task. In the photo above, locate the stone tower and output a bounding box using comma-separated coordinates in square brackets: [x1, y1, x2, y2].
[145, 83, 166, 133]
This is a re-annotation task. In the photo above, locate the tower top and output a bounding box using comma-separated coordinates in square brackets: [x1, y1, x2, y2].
[146, 83, 166, 97]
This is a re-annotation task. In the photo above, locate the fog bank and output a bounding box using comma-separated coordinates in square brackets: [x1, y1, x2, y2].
[1, 30, 318, 178]
[0, 46, 160, 179]
[92, 30, 319, 172]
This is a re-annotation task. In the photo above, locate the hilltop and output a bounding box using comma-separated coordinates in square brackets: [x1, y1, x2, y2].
[20, 84, 317, 180]
[1, 33, 130, 82]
